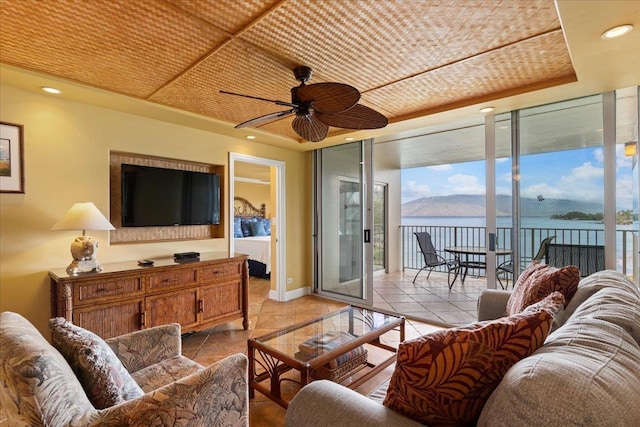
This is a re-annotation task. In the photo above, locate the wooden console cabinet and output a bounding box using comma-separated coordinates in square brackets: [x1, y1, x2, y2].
[50, 252, 249, 339]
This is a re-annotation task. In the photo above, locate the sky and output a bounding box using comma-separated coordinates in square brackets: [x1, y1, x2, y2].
[401, 144, 635, 211]
[0, 139, 9, 161]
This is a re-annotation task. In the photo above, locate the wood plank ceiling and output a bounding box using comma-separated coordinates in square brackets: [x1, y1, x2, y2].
[0, 0, 576, 143]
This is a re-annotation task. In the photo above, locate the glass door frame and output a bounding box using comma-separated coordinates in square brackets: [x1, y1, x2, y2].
[485, 114, 498, 288]
[313, 139, 374, 307]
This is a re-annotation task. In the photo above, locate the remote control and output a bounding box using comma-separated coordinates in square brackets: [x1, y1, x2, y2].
[138, 259, 154, 267]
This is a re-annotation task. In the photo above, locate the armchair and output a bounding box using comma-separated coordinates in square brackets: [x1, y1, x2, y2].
[496, 236, 556, 289]
[0, 311, 248, 426]
[413, 231, 460, 288]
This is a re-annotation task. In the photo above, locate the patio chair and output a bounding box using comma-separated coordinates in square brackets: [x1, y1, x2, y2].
[413, 232, 460, 289]
[496, 235, 556, 289]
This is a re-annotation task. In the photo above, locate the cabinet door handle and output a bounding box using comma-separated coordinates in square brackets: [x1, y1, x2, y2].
[198, 299, 204, 313]
[140, 311, 146, 328]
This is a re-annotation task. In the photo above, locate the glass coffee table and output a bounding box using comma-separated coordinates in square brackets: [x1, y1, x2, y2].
[248, 306, 405, 408]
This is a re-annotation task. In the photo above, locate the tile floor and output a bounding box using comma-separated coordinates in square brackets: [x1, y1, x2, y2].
[372, 270, 487, 327]
[0, 271, 482, 426]
[182, 272, 475, 427]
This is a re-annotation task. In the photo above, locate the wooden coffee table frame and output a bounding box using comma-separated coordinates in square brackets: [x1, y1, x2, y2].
[248, 306, 405, 408]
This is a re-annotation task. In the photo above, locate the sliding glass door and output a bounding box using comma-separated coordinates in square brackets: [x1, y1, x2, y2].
[517, 96, 606, 277]
[315, 140, 373, 305]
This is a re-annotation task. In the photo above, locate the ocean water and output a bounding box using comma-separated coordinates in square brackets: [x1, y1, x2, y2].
[401, 216, 637, 273]
[402, 216, 637, 230]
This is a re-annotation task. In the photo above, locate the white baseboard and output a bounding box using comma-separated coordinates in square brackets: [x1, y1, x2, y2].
[269, 286, 310, 302]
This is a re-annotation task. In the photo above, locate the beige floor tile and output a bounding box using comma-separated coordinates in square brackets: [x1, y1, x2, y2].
[162, 273, 479, 426]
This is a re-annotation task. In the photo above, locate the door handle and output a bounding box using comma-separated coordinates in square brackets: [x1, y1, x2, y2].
[364, 229, 371, 243]
[489, 233, 496, 251]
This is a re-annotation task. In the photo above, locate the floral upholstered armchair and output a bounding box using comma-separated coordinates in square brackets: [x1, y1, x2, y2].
[0, 311, 248, 426]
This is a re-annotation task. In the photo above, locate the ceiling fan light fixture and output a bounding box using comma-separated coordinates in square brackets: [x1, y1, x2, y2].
[601, 24, 633, 39]
[222, 66, 387, 142]
[479, 106, 495, 113]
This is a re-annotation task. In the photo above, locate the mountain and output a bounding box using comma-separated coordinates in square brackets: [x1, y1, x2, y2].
[401, 195, 604, 217]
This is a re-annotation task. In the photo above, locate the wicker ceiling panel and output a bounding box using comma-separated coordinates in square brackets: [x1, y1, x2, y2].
[363, 31, 576, 118]
[240, 0, 561, 92]
[0, 0, 577, 142]
[165, 0, 283, 34]
[150, 40, 298, 126]
[0, 0, 228, 97]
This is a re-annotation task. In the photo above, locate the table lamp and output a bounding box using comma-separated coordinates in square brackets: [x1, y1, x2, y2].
[52, 202, 115, 275]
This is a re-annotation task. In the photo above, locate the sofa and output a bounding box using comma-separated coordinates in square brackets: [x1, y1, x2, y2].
[285, 270, 640, 426]
[0, 312, 248, 426]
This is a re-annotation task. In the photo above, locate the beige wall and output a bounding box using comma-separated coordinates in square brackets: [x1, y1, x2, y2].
[0, 84, 312, 336]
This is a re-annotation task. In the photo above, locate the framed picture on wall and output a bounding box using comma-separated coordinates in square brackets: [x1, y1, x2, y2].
[0, 122, 25, 193]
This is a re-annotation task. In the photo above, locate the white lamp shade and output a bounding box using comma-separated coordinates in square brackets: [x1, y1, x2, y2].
[52, 202, 115, 231]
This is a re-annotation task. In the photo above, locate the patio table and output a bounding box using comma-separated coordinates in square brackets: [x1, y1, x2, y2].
[444, 246, 511, 284]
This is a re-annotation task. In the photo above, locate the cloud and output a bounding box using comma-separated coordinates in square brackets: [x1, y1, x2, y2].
[427, 164, 452, 171]
[616, 175, 633, 208]
[401, 180, 432, 203]
[593, 145, 633, 169]
[561, 162, 603, 183]
[593, 148, 604, 164]
[498, 171, 512, 183]
[617, 144, 632, 169]
[446, 174, 485, 195]
[522, 162, 604, 202]
[521, 182, 563, 199]
[496, 172, 513, 196]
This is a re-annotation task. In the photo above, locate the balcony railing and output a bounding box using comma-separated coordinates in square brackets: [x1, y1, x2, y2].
[401, 224, 635, 278]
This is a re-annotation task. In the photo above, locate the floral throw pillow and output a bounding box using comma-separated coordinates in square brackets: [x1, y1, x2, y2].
[49, 318, 144, 409]
[383, 305, 558, 426]
[505, 262, 580, 316]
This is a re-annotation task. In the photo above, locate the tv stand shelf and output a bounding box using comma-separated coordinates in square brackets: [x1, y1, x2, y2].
[50, 252, 249, 339]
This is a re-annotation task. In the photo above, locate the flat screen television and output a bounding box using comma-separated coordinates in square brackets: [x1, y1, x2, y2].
[121, 164, 220, 227]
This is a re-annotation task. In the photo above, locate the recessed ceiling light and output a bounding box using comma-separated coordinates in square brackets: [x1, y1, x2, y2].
[479, 106, 495, 113]
[41, 86, 62, 94]
[345, 137, 355, 141]
[246, 135, 256, 140]
[601, 24, 633, 39]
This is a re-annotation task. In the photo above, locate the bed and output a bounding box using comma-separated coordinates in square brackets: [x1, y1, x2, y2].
[234, 197, 271, 278]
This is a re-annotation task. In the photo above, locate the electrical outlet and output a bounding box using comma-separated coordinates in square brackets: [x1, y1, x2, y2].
[287, 277, 293, 284]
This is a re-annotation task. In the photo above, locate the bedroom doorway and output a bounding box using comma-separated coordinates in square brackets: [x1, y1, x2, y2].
[229, 153, 286, 302]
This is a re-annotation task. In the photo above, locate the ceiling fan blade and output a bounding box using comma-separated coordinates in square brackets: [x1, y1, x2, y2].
[296, 83, 360, 114]
[292, 115, 329, 142]
[316, 104, 388, 129]
[235, 109, 296, 128]
[220, 90, 297, 108]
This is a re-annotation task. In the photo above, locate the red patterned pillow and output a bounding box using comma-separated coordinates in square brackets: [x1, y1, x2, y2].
[383, 307, 557, 426]
[505, 262, 579, 316]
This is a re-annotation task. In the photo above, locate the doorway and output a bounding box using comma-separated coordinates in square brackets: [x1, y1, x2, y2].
[229, 153, 286, 301]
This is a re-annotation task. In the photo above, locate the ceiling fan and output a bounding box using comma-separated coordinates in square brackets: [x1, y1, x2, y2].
[220, 66, 388, 142]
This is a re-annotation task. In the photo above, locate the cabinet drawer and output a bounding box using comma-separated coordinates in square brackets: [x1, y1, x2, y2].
[201, 261, 242, 281]
[147, 268, 198, 292]
[74, 276, 143, 305]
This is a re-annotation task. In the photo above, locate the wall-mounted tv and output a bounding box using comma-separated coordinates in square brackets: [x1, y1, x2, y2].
[121, 164, 220, 227]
